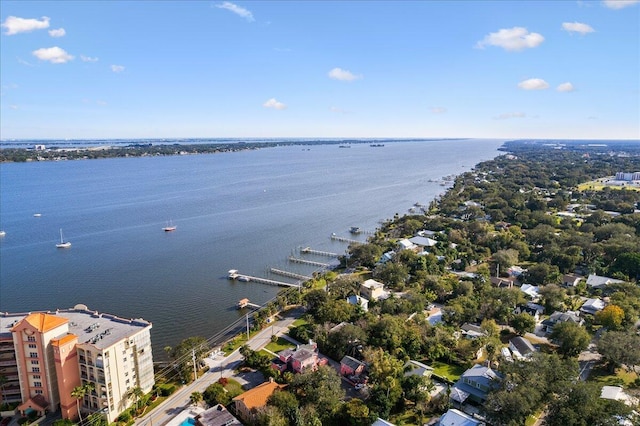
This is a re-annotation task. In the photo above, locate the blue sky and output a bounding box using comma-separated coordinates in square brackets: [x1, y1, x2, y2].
[1, 1, 638, 140]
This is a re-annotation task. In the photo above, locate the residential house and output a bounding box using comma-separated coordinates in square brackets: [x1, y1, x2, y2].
[232, 379, 286, 424]
[340, 355, 366, 378]
[408, 236, 438, 248]
[490, 276, 516, 288]
[600, 386, 639, 407]
[513, 302, 544, 322]
[377, 251, 395, 265]
[579, 298, 606, 316]
[519, 284, 540, 301]
[460, 323, 487, 339]
[585, 274, 625, 289]
[404, 360, 434, 379]
[451, 365, 501, 404]
[562, 274, 583, 287]
[438, 408, 483, 426]
[542, 311, 584, 334]
[346, 295, 369, 312]
[272, 342, 319, 374]
[509, 336, 536, 360]
[397, 239, 417, 251]
[360, 279, 386, 301]
[195, 404, 241, 426]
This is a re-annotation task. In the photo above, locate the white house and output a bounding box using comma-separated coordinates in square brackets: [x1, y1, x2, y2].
[579, 298, 605, 315]
[519, 284, 540, 300]
[408, 236, 438, 247]
[346, 295, 369, 312]
[397, 239, 417, 251]
[586, 274, 625, 289]
[360, 279, 386, 301]
[438, 408, 483, 426]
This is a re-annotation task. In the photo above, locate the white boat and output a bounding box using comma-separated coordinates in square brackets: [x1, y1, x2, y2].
[56, 229, 71, 248]
[0, 230, 6, 237]
[33, 213, 42, 217]
[162, 219, 176, 232]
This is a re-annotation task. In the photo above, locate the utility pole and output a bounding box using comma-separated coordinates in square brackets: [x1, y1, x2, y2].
[246, 313, 250, 341]
[192, 349, 197, 382]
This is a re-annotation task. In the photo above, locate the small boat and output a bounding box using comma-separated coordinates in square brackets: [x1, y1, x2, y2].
[162, 219, 176, 232]
[349, 226, 362, 234]
[0, 230, 6, 237]
[33, 213, 42, 217]
[56, 229, 71, 248]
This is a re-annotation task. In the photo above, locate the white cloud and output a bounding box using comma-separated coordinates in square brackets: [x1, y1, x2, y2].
[48, 28, 66, 37]
[80, 55, 99, 62]
[557, 82, 575, 92]
[263, 98, 286, 110]
[330, 106, 352, 114]
[430, 107, 447, 114]
[495, 112, 526, 119]
[111, 65, 125, 73]
[518, 78, 550, 90]
[2, 16, 50, 35]
[476, 27, 544, 51]
[562, 22, 595, 34]
[603, 0, 639, 9]
[32, 46, 74, 64]
[215, 2, 254, 21]
[328, 67, 362, 81]
[9, 105, 19, 110]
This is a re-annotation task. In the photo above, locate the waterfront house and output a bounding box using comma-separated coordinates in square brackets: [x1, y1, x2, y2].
[579, 298, 606, 316]
[542, 310, 584, 334]
[451, 365, 501, 404]
[360, 279, 386, 301]
[586, 274, 625, 289]
[397, 238, 417, 251]
[509, 336, 536, 360]
[195, 404, 241, 426]
[232, 379, 285, 424]
[409, 236, 438, 248]
[340, 355, 366, 377]
[273, 341, 319, 374]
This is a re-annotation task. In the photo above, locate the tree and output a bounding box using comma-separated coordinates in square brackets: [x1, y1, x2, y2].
[595, 305, 625, 330]
[597, 330, 640, 373]
[127, 386, 144, 411]
[168, 336, 210, 382]
[510, 313, 536, 335]
[290, 365, 345, 423]
[203, 382, 231, 406]
[550, 322, 590, 358]
[189, 391, 202, 407]
[539, 284, 566, 313]
[267, 390, 300, 426]
[71, 383, 94, 422]
[341, 398, 372, 426]
[348, 243, 383, 269]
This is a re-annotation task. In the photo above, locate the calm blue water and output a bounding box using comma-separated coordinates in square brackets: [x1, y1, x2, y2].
[0, 139, 503, 356]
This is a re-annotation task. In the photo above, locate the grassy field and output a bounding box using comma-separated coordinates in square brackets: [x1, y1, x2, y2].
[265, 336, 296, 353]
[588, 365, 639, 387]
[431, 360, 466, 382]
[577, 180, 640, 192]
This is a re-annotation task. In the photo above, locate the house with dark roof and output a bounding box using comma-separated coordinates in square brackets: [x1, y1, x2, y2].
[541, 311, 584, 334]
[272, 342, 319, 374]
[451, 365, 501, 404]
[460, 323, 487, 339]
[195, 404, 241, 426]
[562, 274, 583, 287]
[579, 298, 605, 316]
[513, 302, 544, 322]
[509, 336, 536, 360]
[340, 355, 366, 377]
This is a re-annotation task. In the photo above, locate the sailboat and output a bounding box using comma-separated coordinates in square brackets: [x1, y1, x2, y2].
[162, 219, 176, 232]
[56, 229, 71, 248]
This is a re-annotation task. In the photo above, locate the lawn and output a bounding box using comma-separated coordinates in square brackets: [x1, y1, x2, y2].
[588, 365, 639, 387]
[291, 318, 309, 327]
[430, 361, 466, 382]
[265, 336, 295, 353]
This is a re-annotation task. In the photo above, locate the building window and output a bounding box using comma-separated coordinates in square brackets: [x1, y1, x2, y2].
[32, 367, 40, 373]
[29, 352, 38, 358]
[33, 375, 41, 379]
[28, 344, 37, 349]
[34, 382, 42, 387]
[27, 336, 36, 342]
[31, 360, 39, 365]
[35, 390, 43, 395]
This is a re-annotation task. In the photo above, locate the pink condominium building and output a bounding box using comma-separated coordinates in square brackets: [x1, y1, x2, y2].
[0, 304, 154, 423]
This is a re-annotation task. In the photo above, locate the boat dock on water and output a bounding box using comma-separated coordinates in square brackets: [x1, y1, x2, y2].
[228, 269, 301, 288]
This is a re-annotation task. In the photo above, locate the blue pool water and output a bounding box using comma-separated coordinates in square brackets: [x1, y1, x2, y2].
[179, 417, 195, 426]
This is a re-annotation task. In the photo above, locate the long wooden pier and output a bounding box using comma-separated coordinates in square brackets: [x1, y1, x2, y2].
[300, 247, 340, 257]
[288, 256, 330, 267]
[269, 268, 312, 281]
[330, 234, 361, 244]
[228, 270, 300, 288]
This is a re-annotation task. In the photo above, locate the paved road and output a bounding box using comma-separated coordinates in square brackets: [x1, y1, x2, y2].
[134, 310, 302, 426]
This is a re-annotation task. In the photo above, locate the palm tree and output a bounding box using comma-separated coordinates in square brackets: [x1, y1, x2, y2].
[189, 391, 202, 407]
[71, 385, 87, 422]
[127, 386, 144, 412]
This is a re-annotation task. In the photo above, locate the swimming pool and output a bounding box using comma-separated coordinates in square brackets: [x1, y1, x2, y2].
[179, 417, 195, 426]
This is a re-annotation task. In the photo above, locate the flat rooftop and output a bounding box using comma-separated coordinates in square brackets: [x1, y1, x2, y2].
[0, 304, 151, 350]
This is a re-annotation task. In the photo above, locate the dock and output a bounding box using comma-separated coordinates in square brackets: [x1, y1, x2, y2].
[270, 268, 312, 281]
[300, 247, 340, 257]
[288, 256, 330, 268]
[330, 233, 361, 244]
[228, 269, 300, 288]
[237, 298, 261, 309]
